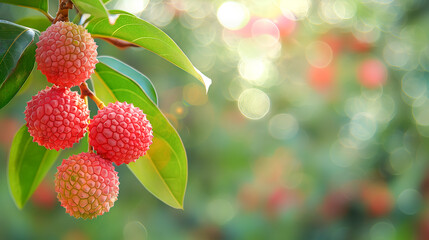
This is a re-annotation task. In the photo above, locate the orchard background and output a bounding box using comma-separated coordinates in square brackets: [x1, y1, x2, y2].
[1, 0, 429, 239]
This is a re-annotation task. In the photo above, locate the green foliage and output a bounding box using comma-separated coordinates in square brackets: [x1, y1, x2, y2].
[98, 56, 158, 105]
[15, 16, 51, 32]
[0, 0, 48, 15]
[71, 0, 109, 19]
[92, 57, 187, 208]
[1, 0, 205, 211]
[8, 125, 61, 209]
[0, 20, 38, 109]
[86, 11, 211, 90]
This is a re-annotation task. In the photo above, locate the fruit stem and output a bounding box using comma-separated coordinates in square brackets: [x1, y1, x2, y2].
[79, 82, 105, 109]
[53, 0, 73, 23]
[43, 12, 54, 23]
[81, 95, 93, 153]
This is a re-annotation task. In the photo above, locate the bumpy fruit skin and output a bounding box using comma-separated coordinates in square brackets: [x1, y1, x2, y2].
[89, 102, 153, 165]
[24, 86, 89, 150]
[36, 21, 98, 88]
[55, 152, 119, 219]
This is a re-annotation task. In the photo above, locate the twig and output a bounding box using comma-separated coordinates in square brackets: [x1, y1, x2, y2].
[53, 0, 74, 23]
[42, 11, 54, 23]
[79, 82, 105, 109]
[80, 94, 93, 153]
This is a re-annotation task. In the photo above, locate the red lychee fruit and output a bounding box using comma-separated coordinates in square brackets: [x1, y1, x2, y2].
[55, 152, 119, 219]
[36, 21, 98, 88]
[24, 86, 89, 150]
[88, 102, 153, 165]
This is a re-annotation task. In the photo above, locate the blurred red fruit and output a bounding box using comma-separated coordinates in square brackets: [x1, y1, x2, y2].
[357, 59, 387, 89]
[237, 184, 260, 211]
[265, 187, 300, 218]
[321, 33, 344, 56]
[308, 65, 336, 93]
[251, 18, 279, 40]
[348, 36, 372, 52]
[231, 17, 258, 38]
[320, 189, 351, 220]
[273, 15, 296, 38]
[0, 117, 20, 149]
[418, 215, 429, 240]
[361, 182, 393, 217]
[420, 171, 429, 198]
[31, 179, 56, 210]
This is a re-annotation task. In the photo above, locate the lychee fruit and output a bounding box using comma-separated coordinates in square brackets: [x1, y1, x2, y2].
[24, 86, 89, 150]
[88, 102, 153, 165]
[55, 152, 119, 219]
[36, 21, 98, 88]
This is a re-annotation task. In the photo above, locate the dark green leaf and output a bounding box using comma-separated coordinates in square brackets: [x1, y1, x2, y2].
[8, 125, 61, 209]
[71, 0, 109, 19]
[0, 21, 38, 109]
[86, 12, 212, 91]
[0, 0, 48, 15]
[98, 56, 158, 104]
[92, 60, 187, 209]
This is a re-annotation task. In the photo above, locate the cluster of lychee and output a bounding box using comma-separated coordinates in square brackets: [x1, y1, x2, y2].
[25, 21, 153, 219]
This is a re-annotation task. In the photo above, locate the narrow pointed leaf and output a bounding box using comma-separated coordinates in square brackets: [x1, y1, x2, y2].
[0, 0, 48, 15]
[0, 21, 38, 109]
[86, 12, 212, 91]
[8, 126, 61, 209]
[92, 58, 187, 209]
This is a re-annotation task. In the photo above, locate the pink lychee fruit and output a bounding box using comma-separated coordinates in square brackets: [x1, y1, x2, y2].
[24, 86, 89, 150]
[88, 102, 153, 165]
[55, 152, 119, 219]
[36, 21, 98, 88]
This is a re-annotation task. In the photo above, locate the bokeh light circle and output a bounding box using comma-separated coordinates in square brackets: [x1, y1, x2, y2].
[370, 222, 396, 240]
[280, 0, 311, 20]
[268, 113, 299, 140]
[238, 88, 270, 120]
[397, 189, 422, 215]
[306, 41, 333, 68]
[217, 2, 249, 30]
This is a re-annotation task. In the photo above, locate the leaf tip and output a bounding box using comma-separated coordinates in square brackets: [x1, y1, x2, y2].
[194, 67, 212, 93]
[15, 202, 24, 210]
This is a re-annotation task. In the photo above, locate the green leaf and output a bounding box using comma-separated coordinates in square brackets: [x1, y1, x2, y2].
[0, 21, 38, 109]
[15, 16, 51, 32]
[98, 56, 157, 104]
[71, 0, 109, 20]
[8, 125, 61, 209]
[0, 0, 48, 15]
[92, 58, 187, 209]
[86, 12, 212, 91]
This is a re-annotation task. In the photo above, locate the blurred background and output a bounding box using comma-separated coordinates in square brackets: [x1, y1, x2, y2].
[1, 0, 429, 239]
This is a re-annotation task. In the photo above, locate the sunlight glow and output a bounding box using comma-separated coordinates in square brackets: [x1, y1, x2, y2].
[217, 1, 250, 30]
